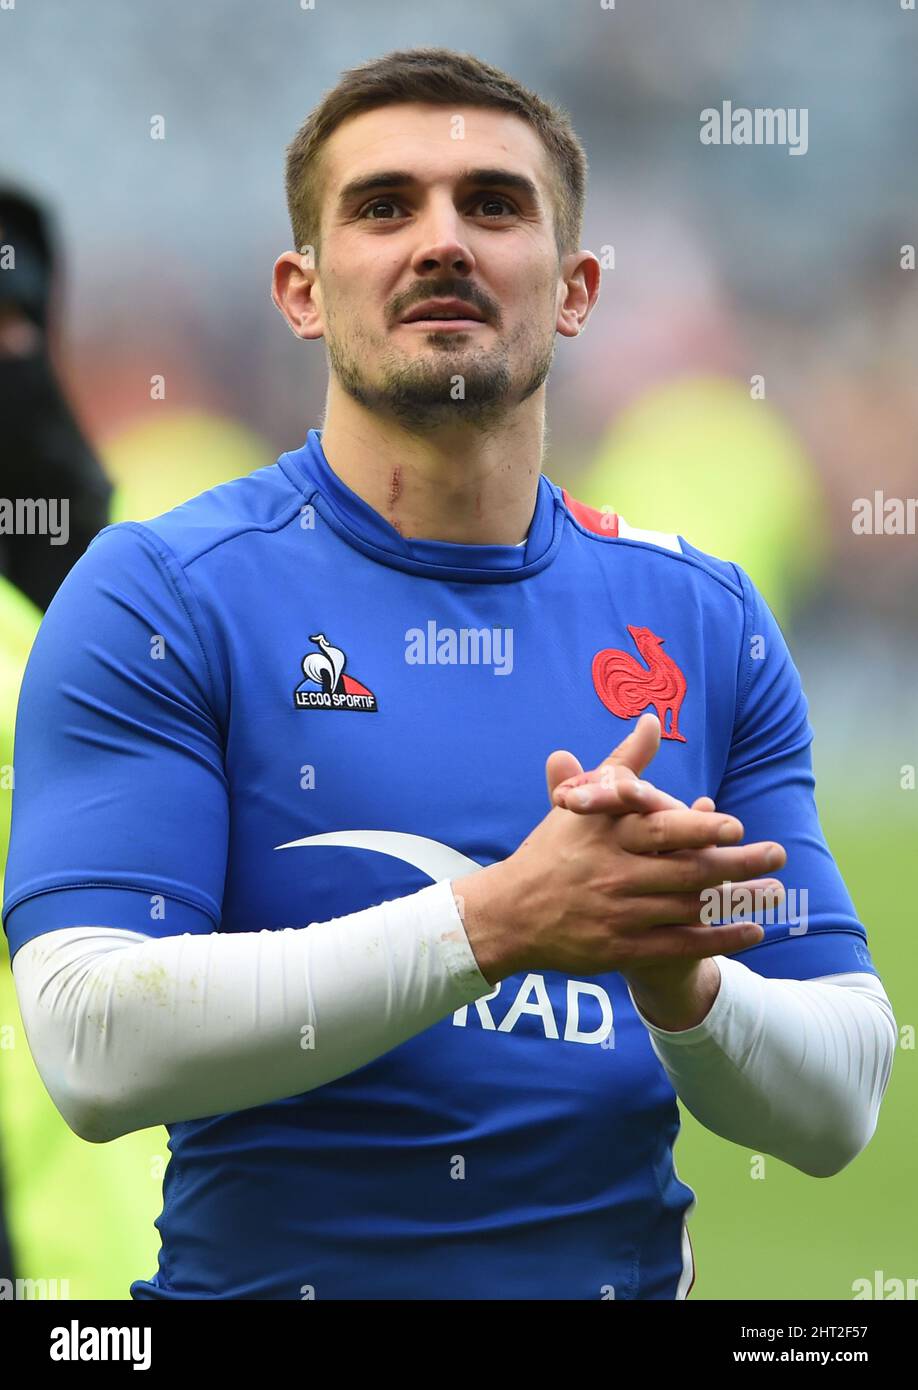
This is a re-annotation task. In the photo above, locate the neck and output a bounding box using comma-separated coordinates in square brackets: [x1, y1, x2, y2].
[317, 383, 546, 546]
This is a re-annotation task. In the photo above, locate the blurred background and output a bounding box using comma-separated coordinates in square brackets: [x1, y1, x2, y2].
[0, 0, 915, 1300]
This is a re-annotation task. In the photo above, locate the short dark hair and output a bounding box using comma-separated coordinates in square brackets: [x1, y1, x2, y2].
[284, 47, 588, 263]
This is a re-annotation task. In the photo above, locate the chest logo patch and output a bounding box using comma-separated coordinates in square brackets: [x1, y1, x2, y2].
[294, 632, 378, 712]
[592, 625, 687, 742]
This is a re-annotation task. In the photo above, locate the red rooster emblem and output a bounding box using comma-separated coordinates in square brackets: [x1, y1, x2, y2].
[592, 625, 687, 742]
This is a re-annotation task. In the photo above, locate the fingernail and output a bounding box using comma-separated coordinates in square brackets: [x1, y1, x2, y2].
[718, 821, 741, 844]
[765, 847, 783, 869]
[575, 786, 594, 807]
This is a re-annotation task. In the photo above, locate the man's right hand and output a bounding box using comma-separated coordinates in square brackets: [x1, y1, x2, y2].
[452, 715, 786, 984]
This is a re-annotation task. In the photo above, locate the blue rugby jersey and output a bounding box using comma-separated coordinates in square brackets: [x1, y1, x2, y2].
[2, 428, 876, 1299]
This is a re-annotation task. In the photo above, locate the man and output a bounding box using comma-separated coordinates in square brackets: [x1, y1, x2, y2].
[0, 188, 143, 1298]
[2, 48, 896, 1300]
[0, 189, 113, 612]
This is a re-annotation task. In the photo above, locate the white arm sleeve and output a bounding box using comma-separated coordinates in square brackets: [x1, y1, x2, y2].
[628, 959, 897, 1177]
[9, 879, 491, 1144]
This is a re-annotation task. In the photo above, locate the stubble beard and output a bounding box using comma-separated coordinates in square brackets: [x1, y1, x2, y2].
[326, 319, 556, 433]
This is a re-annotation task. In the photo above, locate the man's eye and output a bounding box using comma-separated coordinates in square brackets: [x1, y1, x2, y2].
[360, 199, 405, 220]
[474, 196, 516, 218]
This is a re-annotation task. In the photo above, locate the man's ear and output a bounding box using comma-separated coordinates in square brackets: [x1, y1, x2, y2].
[556, 249, 601, 339]
[271, 251, 325, 340]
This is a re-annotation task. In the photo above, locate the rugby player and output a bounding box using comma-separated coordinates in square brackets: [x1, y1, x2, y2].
[3, 48, 896, 1300]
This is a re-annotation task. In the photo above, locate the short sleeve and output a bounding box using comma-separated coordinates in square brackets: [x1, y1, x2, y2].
[2, 522, 229, 962]
[714, 564, 877, 981]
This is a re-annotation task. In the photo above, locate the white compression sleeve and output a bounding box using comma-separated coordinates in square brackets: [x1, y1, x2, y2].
[10, 879, 491, 1143]
[628, 959, 897, 1177]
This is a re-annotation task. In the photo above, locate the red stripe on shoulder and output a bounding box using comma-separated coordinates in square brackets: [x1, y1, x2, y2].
[561, 488, 618, 537]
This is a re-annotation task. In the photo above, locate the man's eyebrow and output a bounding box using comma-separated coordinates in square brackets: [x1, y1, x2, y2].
[335, 167, 542, 209]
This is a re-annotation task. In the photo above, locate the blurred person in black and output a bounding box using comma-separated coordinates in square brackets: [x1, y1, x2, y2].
[0, 188, 112, 1287]
[0, 187, 112, 612]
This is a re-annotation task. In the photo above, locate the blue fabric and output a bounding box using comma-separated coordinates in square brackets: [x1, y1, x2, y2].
[2, 429, 875, 1299]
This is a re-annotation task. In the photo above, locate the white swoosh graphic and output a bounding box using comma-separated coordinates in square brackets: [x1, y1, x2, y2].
[274, 829, 480, 881]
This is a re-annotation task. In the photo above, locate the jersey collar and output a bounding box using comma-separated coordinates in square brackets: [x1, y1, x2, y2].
[278, 428, 564, 583]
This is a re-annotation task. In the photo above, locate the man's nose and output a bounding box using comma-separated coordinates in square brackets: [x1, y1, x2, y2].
[409, 200, 477, 276]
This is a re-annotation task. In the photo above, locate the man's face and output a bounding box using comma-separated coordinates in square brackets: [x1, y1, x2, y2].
[310, 103, 566, 429]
